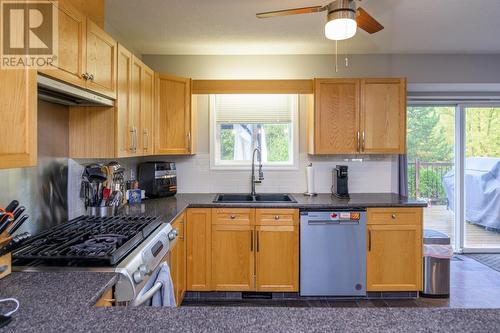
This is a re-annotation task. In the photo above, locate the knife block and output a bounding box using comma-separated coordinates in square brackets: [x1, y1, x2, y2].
[0, 230, 12, 280]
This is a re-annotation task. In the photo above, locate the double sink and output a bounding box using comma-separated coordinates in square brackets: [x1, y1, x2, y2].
[213, 193, 296, 203]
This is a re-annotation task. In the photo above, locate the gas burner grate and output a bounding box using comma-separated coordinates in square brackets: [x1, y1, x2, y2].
[12, 215, 163, 266]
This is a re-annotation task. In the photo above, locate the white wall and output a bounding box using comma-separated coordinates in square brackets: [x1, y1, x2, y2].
[142, 54, 500, 83]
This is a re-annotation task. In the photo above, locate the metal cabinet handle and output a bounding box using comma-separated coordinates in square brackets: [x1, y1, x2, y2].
[129, 127, 135, 152]
[274, 215, 280, 220]
[368, 230, 372, 251]
[143, 129, 149, 150]
[187, 132, 192, 151]
[230, 214, 236, 219]
[357, 130, 360, 152]
[391, 214, 397, 219]
[82, 73, 89, 80]
[134, 127, 138, 152]
[250, 230, 253, 252]
[256, 231, 260, 252]
[362, 131, 365, 152]
[89, 73, 95, 81]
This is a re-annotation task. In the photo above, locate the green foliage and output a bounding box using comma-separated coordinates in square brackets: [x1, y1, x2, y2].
[263, 124, 289, 162]
[220, 127, 235, 160]
[465, 108, 500, 158]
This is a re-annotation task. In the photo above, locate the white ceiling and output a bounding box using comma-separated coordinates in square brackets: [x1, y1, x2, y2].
[105, 0, 500, 55]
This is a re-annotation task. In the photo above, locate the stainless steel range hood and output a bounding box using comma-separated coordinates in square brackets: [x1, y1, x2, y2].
[37, 74, 114, 107]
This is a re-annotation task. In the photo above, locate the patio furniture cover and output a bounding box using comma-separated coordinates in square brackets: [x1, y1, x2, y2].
[443, 157, 500, 230]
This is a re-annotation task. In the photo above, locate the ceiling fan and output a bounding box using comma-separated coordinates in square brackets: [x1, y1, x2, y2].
[256, 0, 383, 41]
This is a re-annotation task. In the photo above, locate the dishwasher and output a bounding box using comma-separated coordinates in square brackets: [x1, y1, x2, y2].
[300, 209, 366, 296]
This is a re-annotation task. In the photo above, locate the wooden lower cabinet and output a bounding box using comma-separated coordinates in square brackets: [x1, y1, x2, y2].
[211, 224, 254, 291]
[255, 224, 299, 292]
[186, 208, 212, 291]
[170, 213, 186, 306]
[366, 208, 423, 292]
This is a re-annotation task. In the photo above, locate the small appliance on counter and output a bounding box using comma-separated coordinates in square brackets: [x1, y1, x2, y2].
[138, 162, 177, 198]
[332, 165, 349, 198]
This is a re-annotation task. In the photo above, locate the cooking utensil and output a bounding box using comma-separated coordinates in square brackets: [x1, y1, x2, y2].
[12, 207, 25, 222]
[0, 232, 31, 255]
[7, 215, 29, 235]
[3, 200, 19, 214]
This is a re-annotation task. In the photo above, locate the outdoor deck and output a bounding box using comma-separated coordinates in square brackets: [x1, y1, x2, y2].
[425, 205, 500, 249]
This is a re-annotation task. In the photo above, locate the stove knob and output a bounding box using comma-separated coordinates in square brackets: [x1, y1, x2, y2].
[168, 229, 178, 241]
[138, 264, 149, 275]
[133, 270, 145, 284]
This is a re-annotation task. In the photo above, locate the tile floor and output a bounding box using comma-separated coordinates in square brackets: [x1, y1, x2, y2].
[182, 255, 500, 308]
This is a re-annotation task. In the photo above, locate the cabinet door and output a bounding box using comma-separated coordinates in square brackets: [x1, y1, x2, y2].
[86, 19, 117, 99]
[155, 74, 192, 155]
[0, 69, 37, 169]
[116, 44, 132, 157]
[130, 57, 142, 156]
[367, 224, 422, 291]
[186, 208, 212, 291]
[255, 225, 299, 292]
[360, 78, 406, 154]
[170, 213, 186, 306]
[312, 79, 360, 154]
[140, 63, 155, 155]
[39, 0, 87, 88]
[212, 224, 254, 291]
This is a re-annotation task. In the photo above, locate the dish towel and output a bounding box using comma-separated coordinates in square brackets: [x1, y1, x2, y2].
[151, 262, 176, 307]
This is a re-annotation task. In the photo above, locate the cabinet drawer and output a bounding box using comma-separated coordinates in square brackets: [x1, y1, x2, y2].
[367, 208, 422, 225]
[255, 209, 298, 226]
[171, 212, 185, 239]
[212, 208, 254, 225]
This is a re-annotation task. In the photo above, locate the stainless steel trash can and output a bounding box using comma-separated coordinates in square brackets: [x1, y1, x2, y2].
[421, 229, 451, 298]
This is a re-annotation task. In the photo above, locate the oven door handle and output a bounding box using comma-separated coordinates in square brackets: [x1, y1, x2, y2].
[131, 281, 163, 306]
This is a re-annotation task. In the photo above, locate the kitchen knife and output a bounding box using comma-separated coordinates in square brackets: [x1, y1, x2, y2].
[12, 206, 25, 221]
[0, 232, 31, 255]
[7, 215, 29, 235]
[4, 200, 19, 213]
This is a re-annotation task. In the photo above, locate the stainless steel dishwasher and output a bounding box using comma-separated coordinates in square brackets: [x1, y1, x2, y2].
[300, 209, 367, 296]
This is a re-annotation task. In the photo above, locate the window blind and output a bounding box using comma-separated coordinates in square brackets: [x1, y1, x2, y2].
[214, 94, 294, 124]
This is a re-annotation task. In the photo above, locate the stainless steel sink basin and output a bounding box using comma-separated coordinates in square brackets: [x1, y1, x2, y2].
[213, 193, 296, 203]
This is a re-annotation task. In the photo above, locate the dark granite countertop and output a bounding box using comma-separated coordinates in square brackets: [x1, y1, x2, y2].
[1, 271, 500, 332]
[121, 193, 427, 223]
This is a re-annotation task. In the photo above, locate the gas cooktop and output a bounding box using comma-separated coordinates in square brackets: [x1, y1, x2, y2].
[12, 215, 162, 267]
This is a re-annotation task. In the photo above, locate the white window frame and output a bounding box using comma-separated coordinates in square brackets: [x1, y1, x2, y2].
[209, 94, 299, 170]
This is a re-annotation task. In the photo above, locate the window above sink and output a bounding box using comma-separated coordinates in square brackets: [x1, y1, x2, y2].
[209, 94, 299, 170]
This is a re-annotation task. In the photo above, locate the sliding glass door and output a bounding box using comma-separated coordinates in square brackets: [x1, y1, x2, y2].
[463, 106, 500, 250]
[407, 106, 456, 246]
[408, 104, 500, 252]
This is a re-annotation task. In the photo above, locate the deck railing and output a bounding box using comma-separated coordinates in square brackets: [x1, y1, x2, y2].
[408, 160, 454, 205]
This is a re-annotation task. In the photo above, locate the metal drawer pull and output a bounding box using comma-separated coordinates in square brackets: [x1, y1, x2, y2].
[274, 215, 280, 220]
[250, 231, 253, 252]
[230, 214, 236, 219]
[256, 231, 260, 252]
[391, 214, 397, 219]
[368, 230, 372, 251]
[131, 282, 162, 306]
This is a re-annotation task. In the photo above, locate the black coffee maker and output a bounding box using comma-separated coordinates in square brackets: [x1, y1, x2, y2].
[332, 165, 349, 198]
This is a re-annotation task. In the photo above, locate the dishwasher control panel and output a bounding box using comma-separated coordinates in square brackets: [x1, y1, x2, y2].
[305, 211, 363, 223]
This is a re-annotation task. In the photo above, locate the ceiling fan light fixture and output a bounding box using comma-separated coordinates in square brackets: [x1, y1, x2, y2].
[324, 0, 357, 41]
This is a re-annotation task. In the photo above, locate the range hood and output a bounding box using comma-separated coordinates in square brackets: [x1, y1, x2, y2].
[37, 74, 114, 107]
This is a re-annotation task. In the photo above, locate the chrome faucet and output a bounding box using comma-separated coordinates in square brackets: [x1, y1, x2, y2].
[251, 147, 264, 197]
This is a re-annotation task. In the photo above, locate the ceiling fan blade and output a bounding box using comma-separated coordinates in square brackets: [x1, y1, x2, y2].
[356, 7, 384, 34]
[256, 5, 326, 19]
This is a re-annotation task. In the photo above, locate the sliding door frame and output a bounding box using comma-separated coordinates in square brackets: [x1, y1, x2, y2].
[408, 102, 500, 253]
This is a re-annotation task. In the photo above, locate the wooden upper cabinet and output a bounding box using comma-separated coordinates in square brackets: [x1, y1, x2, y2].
[311, 79, 360, 154]
[139, 61, 155, 156]
[155, 74, 194, 155]
[85, 19, 117, 99]
[129, 57, 142, 155]
[360, 78, 406, 154]
[186, 208, 212, 291]
[39, 0, 87, 88]
[115, 44, 133, 158]
[0, 69, 37, 169]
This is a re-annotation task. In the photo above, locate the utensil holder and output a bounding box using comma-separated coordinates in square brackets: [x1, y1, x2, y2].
[87, 206, 117, 217]
[0, 230, 12, 280]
